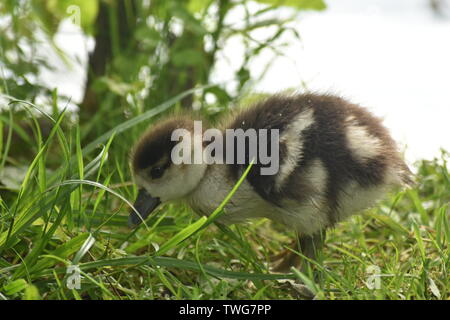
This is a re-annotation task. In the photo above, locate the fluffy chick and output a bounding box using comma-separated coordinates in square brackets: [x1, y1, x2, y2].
[129, 93, 412, 271]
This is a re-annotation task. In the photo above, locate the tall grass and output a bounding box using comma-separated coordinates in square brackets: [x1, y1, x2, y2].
[0, 92, 449, 300]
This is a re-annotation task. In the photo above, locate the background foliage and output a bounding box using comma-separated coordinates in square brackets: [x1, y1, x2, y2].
[0, 0, 448, 300]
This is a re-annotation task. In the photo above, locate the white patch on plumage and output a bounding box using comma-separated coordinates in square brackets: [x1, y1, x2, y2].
[275, 201, 329, 236]
[303, 158, 328, 193]
[275, 108, 315, 191]
[345, 116, 382, 163]
[275, 159, 329, 235]
[336, 181, 388, 220]
[136, 162, 207, 202]
[336, 157, 409, 221]
[188, 164, 273, 224]
[384, 164, 409, 187]
[135, 133, 208, 202]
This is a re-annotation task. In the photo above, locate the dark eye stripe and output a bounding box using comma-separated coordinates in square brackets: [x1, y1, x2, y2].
[150, 167, 164, 179]
[149, 160, 171, 179]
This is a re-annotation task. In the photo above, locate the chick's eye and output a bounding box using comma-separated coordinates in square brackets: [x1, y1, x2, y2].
[150, 167, 163, 179]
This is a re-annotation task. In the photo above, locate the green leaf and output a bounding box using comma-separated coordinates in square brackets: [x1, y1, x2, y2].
[412, 222, 426, 262]
[407, 189, 430, 225]
[172, 49, 205, 67]
[33, 256, 296, 281]
[47, 0, 99, 32]
[369, 213, 409, 236]
[187, 0, 212, 13]
[156, 217, 208, 256]
[14, 233, 89, 279]
[23, 284, 41, 300]
[3, 279, 27, 296]
[72, 234, 96, 265]
[254, 0, 326, 10]
[291, 268, 319, 296]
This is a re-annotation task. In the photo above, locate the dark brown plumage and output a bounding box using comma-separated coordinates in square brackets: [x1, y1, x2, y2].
[224, 94, 412, 225]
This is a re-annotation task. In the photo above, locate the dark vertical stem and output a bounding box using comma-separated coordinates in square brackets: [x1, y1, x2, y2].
[80, 0, 136, 123]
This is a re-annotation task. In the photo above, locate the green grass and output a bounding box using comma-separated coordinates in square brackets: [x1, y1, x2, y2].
[0, 93, 449, 300]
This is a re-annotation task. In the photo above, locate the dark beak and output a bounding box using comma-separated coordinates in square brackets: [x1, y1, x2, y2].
[128, 189, 161, 227]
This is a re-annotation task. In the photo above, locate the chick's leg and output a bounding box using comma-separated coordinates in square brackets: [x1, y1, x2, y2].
[298, 230, 326, 269]
[271, 230, 326, 273]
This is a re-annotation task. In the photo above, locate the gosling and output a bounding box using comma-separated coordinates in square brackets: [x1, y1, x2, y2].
[128, 93, 413, 271]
